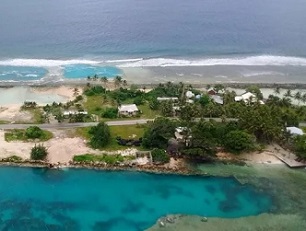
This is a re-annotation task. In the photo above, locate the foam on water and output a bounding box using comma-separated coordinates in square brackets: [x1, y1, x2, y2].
[0, 66, 48, 81]
[117, 55, 306, 67]
[0, 167, 272, 231]
[0, 58, 99, 67]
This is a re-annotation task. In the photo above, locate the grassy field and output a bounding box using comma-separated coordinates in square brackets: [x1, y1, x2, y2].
[4, 129, 53, 142]
[83, 95, 115, 115]
[74, 124, 147, 151]
[138, 104, 160, 119]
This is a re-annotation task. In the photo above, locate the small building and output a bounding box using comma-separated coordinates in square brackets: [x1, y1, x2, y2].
[286, 127, 304, 136]
[207, 88, 225, 95]
[235, 92, 256, 103]
[207, 88, 217, 95]
[157, 97, 179, 102]
[118, 104, 139, 116]
[235, 92, 265, 104]
[210, 95, 224, 105]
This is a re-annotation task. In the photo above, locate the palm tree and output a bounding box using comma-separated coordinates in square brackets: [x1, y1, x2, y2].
[302, 93, 306, 104]
[93, 74, 98, 81]
[100, 76, 108, 87]
[294, 91, 302, 104]
[274, 86, 280, 95]
[122, 79, 128, 87]
[284, 89, 292, 98]
[281, 97, 292, 107]
[114, 76, 122, 88]
[73, 87, 79, 97]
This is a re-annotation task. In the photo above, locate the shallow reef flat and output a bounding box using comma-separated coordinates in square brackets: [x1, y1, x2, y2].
[147, 213, 306, 231]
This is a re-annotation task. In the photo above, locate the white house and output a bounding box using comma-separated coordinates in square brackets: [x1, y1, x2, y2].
[235, 92, 256, 102]
[235, 92, 264, 104]
[118, 104, 139, 116]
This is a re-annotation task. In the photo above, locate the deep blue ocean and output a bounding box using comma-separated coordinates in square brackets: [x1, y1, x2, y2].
[1, 0, 306, 82]
[0, 167, 272, 231]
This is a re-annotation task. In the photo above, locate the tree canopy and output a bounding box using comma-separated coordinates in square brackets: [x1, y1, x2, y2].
[223, 130, 255, 154]
[25, 126, 44, 139]
[31, 144, 48, 160]
[89, 122, 111, 148]
[142, 117, 176, 149]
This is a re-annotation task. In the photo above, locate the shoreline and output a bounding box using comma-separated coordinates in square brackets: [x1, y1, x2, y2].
[2, 81, 306, 90]
[0, 158, 197, 176]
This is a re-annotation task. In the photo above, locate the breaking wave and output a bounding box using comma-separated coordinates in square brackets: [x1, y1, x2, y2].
[1, 55, 306, 69]
[0, 59, 99, 67]
[117, 55, 306, 67]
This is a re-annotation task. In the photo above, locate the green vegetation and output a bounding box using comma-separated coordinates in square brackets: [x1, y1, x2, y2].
[88, 122, 111, 149]
[110, 124, 145, 139]
[73, 154, 132, 165]
[25, 126, 44, 139]
[223, 130, 255, 154]
[1, 155, 23, 162]
[31, 144, 48, 160]
[101, 107, 118, 118]
[5, 127, 53, 142]
[83, 85, 106, 96]
[138, 104, 160, 119]
[75, 124, 146, 151]
[293, 135, 306, 160]
[142, 117, 177, 149]
[151, 148, 170, 164]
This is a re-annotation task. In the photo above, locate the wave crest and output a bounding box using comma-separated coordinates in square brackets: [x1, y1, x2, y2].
[0, 59, 99, 67]
[117, 55, 306, 67]
[1, 56, 306, 68]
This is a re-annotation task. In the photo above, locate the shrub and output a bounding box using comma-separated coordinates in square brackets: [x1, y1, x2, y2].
[223, 130, 255, 154]
[74, 95, 83, 102]
[25, 126, 44, 139]
[73, 154, 125, 164]
[1, 155, 23, 162]
[89, 122, 111, 148]
[151, 148, 170, 164]
[31, 144, 48, 160]
[101, 108, 118, 119]
[149, 98, 159, 110]
[293, 135, 306, 160]
[84, 86, 106, 96]
[133, 97, 145, 106]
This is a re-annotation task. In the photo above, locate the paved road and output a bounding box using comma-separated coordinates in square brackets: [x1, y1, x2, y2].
[1, 118, 304, 130]
[0, 119, 152, 130]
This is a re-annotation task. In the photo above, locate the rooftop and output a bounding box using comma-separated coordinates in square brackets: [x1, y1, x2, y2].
[118, 104, 139, 112]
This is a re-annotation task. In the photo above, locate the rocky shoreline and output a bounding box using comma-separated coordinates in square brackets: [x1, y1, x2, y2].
[0, 158, 201, 176]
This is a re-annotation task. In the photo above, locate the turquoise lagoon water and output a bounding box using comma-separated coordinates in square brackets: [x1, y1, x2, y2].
[0, 167, 272, 231]
[63, 65, 122, 79]
[0, 66, 48, 82]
